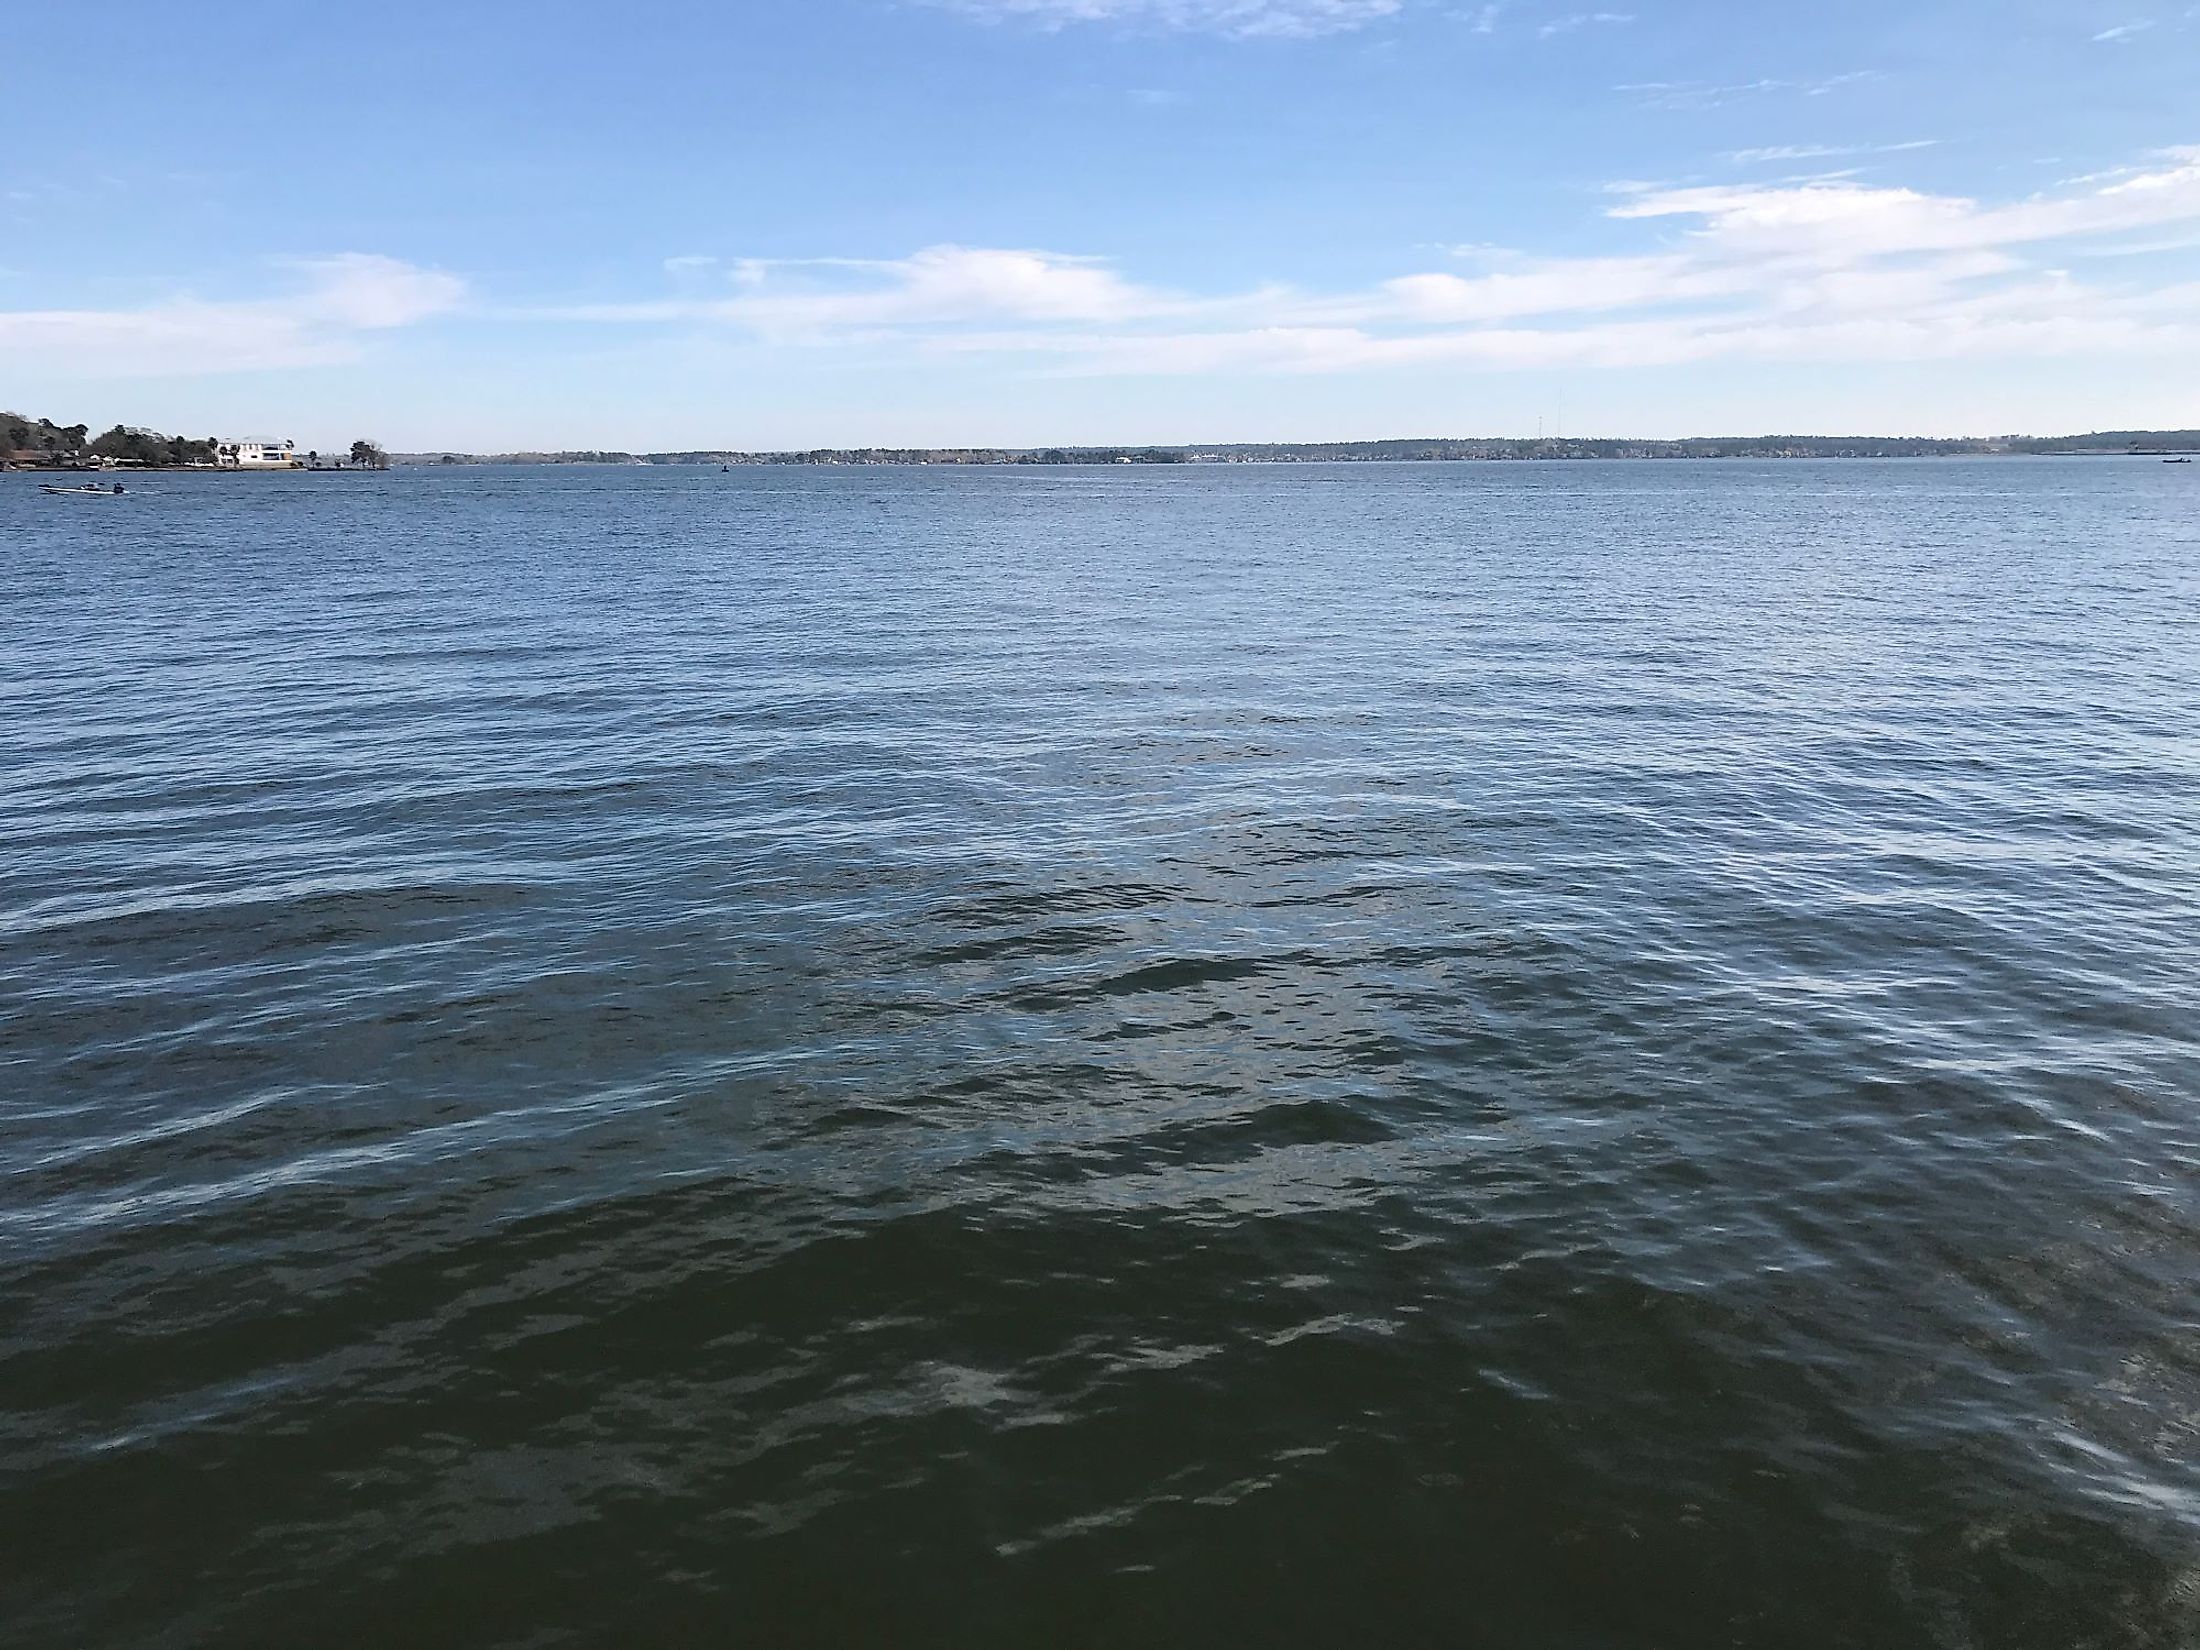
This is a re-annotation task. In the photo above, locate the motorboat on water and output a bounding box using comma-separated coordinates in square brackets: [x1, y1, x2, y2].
[39, 482, 129, 497]
[2166, 457, 2194, 464]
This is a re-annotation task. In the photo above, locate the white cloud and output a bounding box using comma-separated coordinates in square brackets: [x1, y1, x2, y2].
[1380, 256, 1755, 323]
[287, 254, 465, 329]
[2093, 20, 2154, 41]
[760, 245, 1160, 325]
[0, 255, 464, 377]
[565, 146, 2200, 381]
[32, 149, 2200, 397]
[1609, 151, 2200, 259]
[542, 246, 1173, 336]
[926, 0, 1401, 36]
[923, 302, 2189, 378]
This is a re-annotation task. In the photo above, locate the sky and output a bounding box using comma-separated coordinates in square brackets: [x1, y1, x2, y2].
[6, 0, 2200, 449]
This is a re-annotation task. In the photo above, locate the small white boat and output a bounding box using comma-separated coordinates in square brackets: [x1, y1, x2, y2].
[39, 483, 129, 498]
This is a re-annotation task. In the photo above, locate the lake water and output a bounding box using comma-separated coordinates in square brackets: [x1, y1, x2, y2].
[3, 460, 2196, 1647]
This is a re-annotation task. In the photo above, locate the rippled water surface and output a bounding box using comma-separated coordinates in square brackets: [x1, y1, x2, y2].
[3, 460, 2197, 1647]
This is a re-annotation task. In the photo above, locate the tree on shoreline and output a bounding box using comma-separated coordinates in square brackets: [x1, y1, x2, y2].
[349, 440, 390, 470]
[90, 425, 217, 467]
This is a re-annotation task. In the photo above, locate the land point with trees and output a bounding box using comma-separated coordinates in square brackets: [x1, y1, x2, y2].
[2, 413, 391, 471]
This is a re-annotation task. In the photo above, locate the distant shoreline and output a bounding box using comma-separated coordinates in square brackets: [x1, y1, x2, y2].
[13, 432, 2196, 476]
[390, 431, 2200, 467]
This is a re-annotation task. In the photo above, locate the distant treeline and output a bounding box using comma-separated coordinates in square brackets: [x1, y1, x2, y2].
[407, 450, 644, 465]
[397, 447, 1191, 466]
[1184, 432, 2200, 460]
[393, 430, 2200, 467]
[674, 447, 1191, 466]
[4, 412, 218, 467]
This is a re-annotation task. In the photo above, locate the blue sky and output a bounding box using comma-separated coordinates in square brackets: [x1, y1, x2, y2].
[6, 0, 2200, 447]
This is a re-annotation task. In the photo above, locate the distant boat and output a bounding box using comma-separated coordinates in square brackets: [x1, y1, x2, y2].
[40, 483, 129, 498]
[2166, 457, 2193, 464]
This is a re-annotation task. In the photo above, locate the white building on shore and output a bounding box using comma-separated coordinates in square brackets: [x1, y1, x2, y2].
[217, 439, 303, 469]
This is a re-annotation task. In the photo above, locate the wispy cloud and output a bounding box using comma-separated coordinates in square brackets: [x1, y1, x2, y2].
[1727, 139, 1940, 166]
[2072, 229, 2200, 256]
[2093, 19, 2154, 41]
[924, 0, 1401, 37]
[1539, 10, 1631, 36]
[1622, 71, 1881, 110]
[0, 255, 464, 377]
[528, 147, 2200, 380]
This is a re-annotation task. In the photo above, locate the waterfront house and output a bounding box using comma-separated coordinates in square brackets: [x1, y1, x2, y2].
[217, 439, 303, 469]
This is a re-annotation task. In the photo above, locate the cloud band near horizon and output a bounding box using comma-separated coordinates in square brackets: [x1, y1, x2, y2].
[6, 149, 2200, 393]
